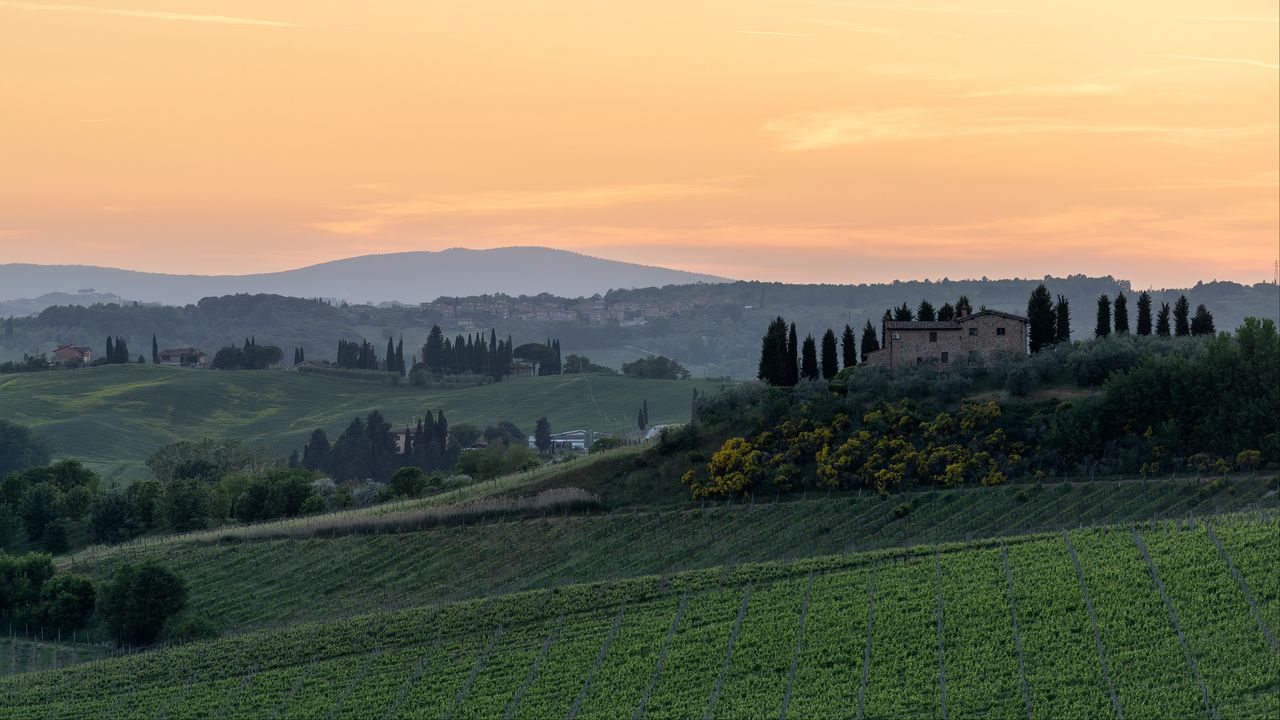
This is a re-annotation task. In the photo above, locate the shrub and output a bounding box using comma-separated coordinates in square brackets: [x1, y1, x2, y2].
[894, 502, 912, 518]
[37, 574, 96, 631]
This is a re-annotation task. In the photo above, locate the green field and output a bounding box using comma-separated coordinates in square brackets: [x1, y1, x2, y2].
[6, 516, 1278, 718]
[67, 477, 1278, 633]
[0, 365, 722, 481]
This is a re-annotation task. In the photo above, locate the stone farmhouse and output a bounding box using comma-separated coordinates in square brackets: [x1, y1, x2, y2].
[159, 347, 206, 367]
[51, 344, 92, 366]
[864, 309, 1028, 371]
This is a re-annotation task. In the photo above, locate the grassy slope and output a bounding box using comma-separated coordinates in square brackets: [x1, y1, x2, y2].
[9, 517, 1279, 718]
[66, 476, 1278, 633]
[0, 365, 721, 481]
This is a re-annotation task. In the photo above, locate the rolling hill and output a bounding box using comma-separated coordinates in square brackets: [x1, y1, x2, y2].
[0, 247, 727, 307]
[0, 365, 723, 481]
[11, 516, 1279, 718]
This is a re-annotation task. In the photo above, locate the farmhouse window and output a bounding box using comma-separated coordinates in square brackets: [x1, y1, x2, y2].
[892, 333, 901, 340]
[996, 327, 1006, 336]
[929, 331, 938, 342]
[916, 356, 923, 364]
[968, 328, 978, 336]
[941, 352, 949, 364]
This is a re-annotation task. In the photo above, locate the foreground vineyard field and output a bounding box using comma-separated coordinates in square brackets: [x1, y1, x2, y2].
[69, 477, 1278, 632]
[8, 516, 1277, 719]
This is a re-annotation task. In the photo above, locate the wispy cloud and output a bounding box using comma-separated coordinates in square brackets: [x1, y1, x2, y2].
[807, 1, 1009, 15]
[731, 29, 812, 37]
[797, 17, 904, 37]
[0, 1, 303, 28]
[1175, 15, 1279, 23]
[961, 83, 1124, 98]
[1158, 54, 1279, 70]
[764, 106, 1275, 150]
[311, 182, 731, 236]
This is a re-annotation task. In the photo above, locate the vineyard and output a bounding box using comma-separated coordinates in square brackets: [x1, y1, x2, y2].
[7, 515, 1277, 718]
[67, 476, 1279, 632]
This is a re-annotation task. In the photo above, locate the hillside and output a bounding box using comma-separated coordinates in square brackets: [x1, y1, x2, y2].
[67, 476, 1279, 632]
[0, 365, 720, 481]
[11, 517, 1279, 718]
[0, 247, 727, 307]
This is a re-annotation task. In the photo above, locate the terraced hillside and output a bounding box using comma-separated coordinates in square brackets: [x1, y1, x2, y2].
[69, 477, 1278, 632]
[7, 517, 1278, 718]
[0, 365, 721, 480]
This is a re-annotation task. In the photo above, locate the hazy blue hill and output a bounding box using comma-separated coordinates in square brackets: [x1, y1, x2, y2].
[0, 247, 727, 308]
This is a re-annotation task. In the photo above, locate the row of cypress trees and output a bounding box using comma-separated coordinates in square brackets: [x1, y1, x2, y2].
[1092, 292, 1214, 338]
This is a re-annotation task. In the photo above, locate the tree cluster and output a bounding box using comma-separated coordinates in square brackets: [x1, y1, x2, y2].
[211, 337, 283, 370]
[621, 355, 689, 380]
[102, 336, 131, 364]
[422, 326, 519, 378]
[1096, 293, 1213, 339]
[758, 316, 860, 386]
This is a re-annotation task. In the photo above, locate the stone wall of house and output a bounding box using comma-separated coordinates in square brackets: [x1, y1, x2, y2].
[879, 313, 1027, 370]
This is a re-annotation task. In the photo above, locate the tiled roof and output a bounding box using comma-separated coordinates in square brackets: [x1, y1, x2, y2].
[884, 321, 961, 330]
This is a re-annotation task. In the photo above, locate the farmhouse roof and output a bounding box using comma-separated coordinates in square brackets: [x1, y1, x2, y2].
[885, 309, 1028, 331]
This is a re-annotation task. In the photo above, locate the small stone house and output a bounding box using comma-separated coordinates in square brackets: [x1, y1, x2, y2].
[864, 309, 1028, 371]
[51, 345, 92, 366]
[159, 347, 206, 366]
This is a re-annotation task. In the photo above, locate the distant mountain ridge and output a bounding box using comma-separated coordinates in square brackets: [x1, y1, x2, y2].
[0, 247, 729, 309]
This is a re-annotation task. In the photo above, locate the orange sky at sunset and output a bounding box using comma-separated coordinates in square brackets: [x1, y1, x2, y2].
[1, 0, 1276, 287]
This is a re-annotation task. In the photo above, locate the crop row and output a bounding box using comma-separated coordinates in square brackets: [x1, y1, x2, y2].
[6, 519, 1279, 718]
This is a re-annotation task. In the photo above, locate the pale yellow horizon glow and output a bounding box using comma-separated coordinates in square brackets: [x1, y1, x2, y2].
[0, 0, 1276, 287]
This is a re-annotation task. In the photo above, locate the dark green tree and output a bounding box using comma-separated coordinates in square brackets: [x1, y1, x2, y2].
[105, 336, 114, 363]
[1135, 292, 1153, 335]
[756, 318, 789, 385]
[860, 320, 879, 362]
[1173, 294, 1191, 336]
[1190, 304, 1215, 336]
[1156, 302, 1172, 337]
[151, 334, 159, 364]
[534, 417, 552, 457]
[937, 303, 955, 321]
[3, 316, 11, 340]
[98, 562, 188, 646]
[786, 323, 799, 386]
[893, 303, 914, 321]
[916, 300, 936, 321]
[0, 420, 52, 476]
[1054, 294, 1071, 344]
[37, 574, 96, 631]
[386, 337, 396, 372]
[955, 295, 972, 317]
[301, 428, 330, 471]
[840, 324, 856, 368]
[1026, 284, 1055, 353]
[1095, 294, 1111, 338]
[800, 335, 819, 381]
[1113, 292, 1129, 334]
[821, 329, 839, 379]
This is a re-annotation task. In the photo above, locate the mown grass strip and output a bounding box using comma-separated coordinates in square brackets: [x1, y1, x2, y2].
[856, 563, 876, 720]
[504, 616, 563, 720]
[567, 604, 626, 719]
[1000, 544, 1033, 720]
[1206, 524, 1279, 653]
[632, 596, 688, 720]
[704, 585, 752, 720]
[1064, 533, 1123, 720]
[778, 573, 814, 720]
[1133, 531, 1217, 720]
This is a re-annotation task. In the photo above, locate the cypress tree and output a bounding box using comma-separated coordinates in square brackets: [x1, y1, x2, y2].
[151, 334, 159, 364]
[880, 309, 891, 346]
[1095, 295, 1111, 338]
[1054, 295, 1071, 344]
[840, 324, 856, 368]
[1173, 295, 1191, 336]
[1026, 283, 1055, 353]
[820, 329, 839, 379]
[757, 317, 790, 386]
[801, 335, 819, 381]
[1135, 292, 1152, 335]
[1190, 304, 1215, 336]
[3, 316, 11, 340]
[1113, 292, 1129, 334]
[893, 303, 914, 321]
[860, 320, 879, 363]
[916, 300, 936, 321]
[386, 337, 396, 372]
[786, 323, 799, 386]
[1155, 302, 1171, 337]
[105, 336, 114, 363]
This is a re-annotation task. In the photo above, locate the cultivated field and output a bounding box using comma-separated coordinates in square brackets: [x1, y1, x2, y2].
[6, 516, 1277, 718]
[67, 477, 1278, 633]
[0, 365, 722, 480]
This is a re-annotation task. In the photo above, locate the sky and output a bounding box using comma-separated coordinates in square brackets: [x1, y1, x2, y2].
[0, 0, 1276, 288]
